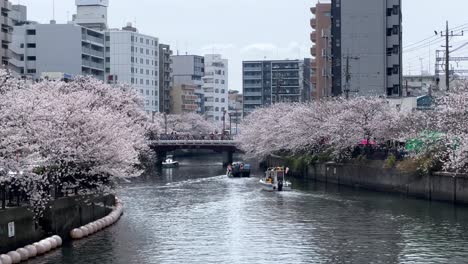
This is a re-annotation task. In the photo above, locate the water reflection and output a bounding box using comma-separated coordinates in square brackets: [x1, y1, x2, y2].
[28, 154, 468, 264]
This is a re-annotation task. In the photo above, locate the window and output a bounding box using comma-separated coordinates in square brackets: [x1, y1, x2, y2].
[221, 80, 225, 84]
[131, 46, 134, 52]
[146, 59, 149, 65]
[215, 98, 219, 102]
[221, 89, 225, 94]
[27, 69, 36, 74]
[146, 69, 149, 75]
[140, 58, 143, 64]
[140, 69, 143, 74]
[146, 80, 149, 85]
[215, 79, 219, 84]
[215, 107, 219, 111]
[131, 36, 134, 42]
[106, 47, 110, 52]
[146, 90, 149, 95]
[215, 89, 219, 93]
[215, 116, 219, 121]
[105, 68, 110, 73]
[20, 43, 24, 48]
[140, 38, 143, 43]
[27, 56, 36, 61]
[106, 36, 110, 41]
[26, 29, 36, 35]
[131, 77, 134, 84]
[131, 67, 134, 73]
[221, 107, 225, 112]
[140, 48, 144, 54]
[26, 43, 36, 48]
[146, 39, 149, 45]
[140, 79, 143, 84]
[221, 98, 225, 103]
[131, 57, 134, 63]
[146, 49, 149, 55]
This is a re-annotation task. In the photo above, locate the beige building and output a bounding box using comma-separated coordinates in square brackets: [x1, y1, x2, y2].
[228, 90, 242, 134]
[170, 84, 198, 114]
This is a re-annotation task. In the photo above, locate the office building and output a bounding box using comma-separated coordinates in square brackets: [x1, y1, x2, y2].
[242, 59, 310, 116]
[159, 43, 173, 113]
[172, 55, 205, 114]
[10, 22, 105, 81]
[331, 0, 402, 97]
[170, 84, 198, 114]
[202, 54, 229, 122]
[106, 23, 160, 113]
[310, 2, 332, 99]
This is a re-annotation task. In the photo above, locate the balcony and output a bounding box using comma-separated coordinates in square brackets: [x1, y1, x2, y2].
[244, 75, 262, 80]
[244, 100, 262, 105]
[243, 66, 262, 72]
[310, 18, 316, 29]
[182, 104, 197, 111]
[310, 7, 316, 14]
[243, 83, 262, 88]
[244, 91, 262, 97]
[310, 47, 316, 57]
[82, 47, 104, 58]
[182, 94, 198, 101]
[310, 32, 317, 43]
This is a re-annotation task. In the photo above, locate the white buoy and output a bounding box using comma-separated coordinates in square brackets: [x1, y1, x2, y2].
[40, 240, 52, 252]
[52, 235, 63, 246]
[25, 245, 37, 258]
[0, 254, 12, 264]
[33, 242, 46, 255]
[80, 226, 90, 237]
[6, 252, 20, 264]
[71, 228, 84, 239]
[47, 237, 58, 249]
[16, 248, 29, 261]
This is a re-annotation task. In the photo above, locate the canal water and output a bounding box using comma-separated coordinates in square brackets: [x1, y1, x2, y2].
[30, 155, 468, 264]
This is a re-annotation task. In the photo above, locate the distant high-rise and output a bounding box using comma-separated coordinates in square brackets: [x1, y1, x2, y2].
[73, 0, 109, 31]
[242, 59, 311, 116]
[106, 23, 160, 114]
[202, 54, 229, 123]
[331, 0, 402, 97]
[310, 3, 331, 99]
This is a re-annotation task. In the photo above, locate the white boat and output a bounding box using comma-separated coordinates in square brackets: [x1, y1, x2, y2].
[259, 167, 292, 192]
[162, 155, 179, 167]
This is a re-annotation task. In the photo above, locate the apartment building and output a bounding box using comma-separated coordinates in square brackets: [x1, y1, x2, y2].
[170, 84, 198, 114]
[10, 22, 105, 81]
[202, 54, 229, 122]
[106, 23, 160, 113]
[242, 59, 310, 116]
[228, 90, 243, 134]
[0, 0, 12, 66]
[73, 0, 108, 31]
[310, 2, 331, 99]
[331, 0, 402, 97]
[159, 43, 173, 114]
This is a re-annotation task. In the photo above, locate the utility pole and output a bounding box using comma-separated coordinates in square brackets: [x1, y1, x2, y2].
[439, 21, 464, 91]
[343, 55, 359, 99]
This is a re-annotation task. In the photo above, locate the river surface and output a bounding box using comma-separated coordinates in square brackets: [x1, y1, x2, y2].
[29, 155, 468, 264]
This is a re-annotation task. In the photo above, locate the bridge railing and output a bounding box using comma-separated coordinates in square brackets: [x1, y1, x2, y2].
[149, 139, 238, 145]
[149, 134, 235, 141]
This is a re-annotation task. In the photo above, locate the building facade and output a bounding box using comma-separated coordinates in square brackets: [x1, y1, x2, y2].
[331, 0, 402, 97]
[310, 3, 331, 99]
[171, 55, 205, 114]
[0, 0, 12, 67]
[106, 24, 160, 113]
[228, 90, 242, 134]
[170, 84, 198, 114]
[242, 59, 309, 116]
[10, 23, 105, 81]
[159, 43, 172, 113]
[73, 0, 108, 31]
[202, 54, 228, 122]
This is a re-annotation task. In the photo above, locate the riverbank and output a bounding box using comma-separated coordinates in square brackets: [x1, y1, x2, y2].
[0, 194, 115, 253]
[266, 155, 468, 205]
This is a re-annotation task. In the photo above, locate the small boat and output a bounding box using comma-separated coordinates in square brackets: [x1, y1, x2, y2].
[259, 167, 292, 192]
[162, 155, 179, 167]
[227, 162, 251, 178]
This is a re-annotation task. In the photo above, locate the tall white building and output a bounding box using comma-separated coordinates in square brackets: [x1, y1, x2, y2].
[106, 23, 160, 113]
[73, 0, 108, 31]
[202, 54, 228, 123]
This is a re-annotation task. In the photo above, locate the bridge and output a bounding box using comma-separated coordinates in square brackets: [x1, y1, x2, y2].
[148, 139, 241, 166]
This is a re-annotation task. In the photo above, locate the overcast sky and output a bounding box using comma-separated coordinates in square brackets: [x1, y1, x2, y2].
[17, 0, 468, 91]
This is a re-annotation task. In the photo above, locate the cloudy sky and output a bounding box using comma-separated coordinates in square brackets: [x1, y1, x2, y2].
[17, 0, 468, 91]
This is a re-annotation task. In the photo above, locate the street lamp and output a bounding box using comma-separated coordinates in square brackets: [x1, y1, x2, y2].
[222, 109, 227, 134]
[228, 112, 232, 135]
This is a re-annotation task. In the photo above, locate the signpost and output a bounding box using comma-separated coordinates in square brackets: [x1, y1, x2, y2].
[8, 222, 15, 238]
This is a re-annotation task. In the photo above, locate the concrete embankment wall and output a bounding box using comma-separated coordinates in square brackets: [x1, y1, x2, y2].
[0, 194, 115, 253]
[266, 156, 468, 205]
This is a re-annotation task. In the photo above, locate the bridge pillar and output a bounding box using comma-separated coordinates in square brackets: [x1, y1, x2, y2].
[156, 151, 167, 166]
[222, 151, 234, 167]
